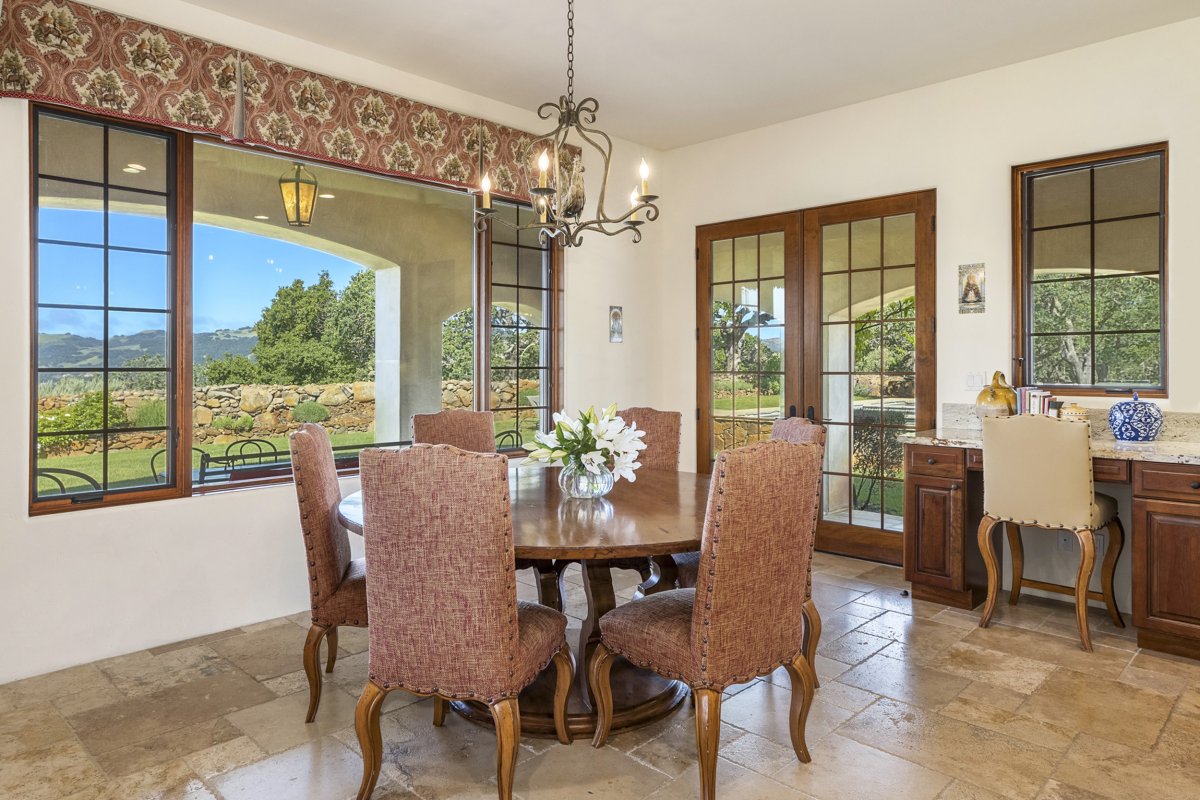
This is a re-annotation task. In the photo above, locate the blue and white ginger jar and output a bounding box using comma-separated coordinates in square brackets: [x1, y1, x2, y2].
[1108, 392, 1163, 442]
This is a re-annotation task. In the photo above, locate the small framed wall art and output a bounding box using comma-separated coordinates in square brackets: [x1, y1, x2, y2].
[609, 306, 624, 343]
[958, 263, 985, 314]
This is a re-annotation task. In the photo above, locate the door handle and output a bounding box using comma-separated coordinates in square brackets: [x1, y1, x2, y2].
[805, 405, 815, 421]
[788, 405, 797, 419]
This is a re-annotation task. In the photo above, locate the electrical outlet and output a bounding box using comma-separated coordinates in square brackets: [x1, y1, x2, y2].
[966, 372, 986, 390]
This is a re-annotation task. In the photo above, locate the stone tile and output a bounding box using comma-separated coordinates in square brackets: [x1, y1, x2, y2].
[1052, 732, 1200, 799]
[0, 737, 107, 800]
[720, 680, 852, 753]
[211, 738, 363, 800]
[1118, 663, 1189, 697]
[938, 695, 1075, 752]
[94, 716, 242, 778]
[954, 681, 1027, 713]
[0, 702, 74, 758]
[1036, 618, 1137, 652]
[1128, 650, 1200, 684]
[856, 564, 911, 589]
[810, 581, 869, 610]
[811, 572, 880, 594]
[957, 593, 1059, 632]
[147, 629, 245, 656]
[225, 682, 358, 755]
[262, 669, 309, 697]
[814, 655, 853, 683]
[210, 623, 311, 682]
[97, 645, 234, 697]
[717, 728, 798, 777]
[773, 731, 953, 800]
[183, 735, 266, 780]
[856, 611, 972, 656]
[837, 600, 889, 620]
[68, 671, 275, 757]
[1152, 701, 1200, 763]
[838, 653, 971, 710]
[854, 588, 948, 619]
[764, 669, 879, 713]
[817, 630, 893, 665]
[87, 759, 218, 800]
[962, 624, 1133, 680]
[1035, 779, 1110, 800]
[515, 736, 673, 799]
[0, 664, 108, 710]
[646, 757, 807, 800]
[50, 681, 126, 717]
[240, 618, 293, 634]
[931, 608, 984, 631]
[1175, 686, 1200, 719]
[839, 698, 1060, 800]
[333, 625, 369, 655]
[1016, 668, 1174, 750]
[908, 641, 1057, 695]
[623, 715, 744, 779]
[810, 608, 869, 643]
[937, 780, 1009, 800]
[811, 553, 878, 577]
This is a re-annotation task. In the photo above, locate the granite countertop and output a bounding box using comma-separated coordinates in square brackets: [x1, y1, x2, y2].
[898, 428, 1200, 466]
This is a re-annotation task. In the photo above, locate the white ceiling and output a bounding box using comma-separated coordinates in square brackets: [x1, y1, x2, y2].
[181, 0, 1200, 150]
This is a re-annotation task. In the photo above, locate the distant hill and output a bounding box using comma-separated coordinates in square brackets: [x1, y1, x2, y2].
[39, 327, 257, 368]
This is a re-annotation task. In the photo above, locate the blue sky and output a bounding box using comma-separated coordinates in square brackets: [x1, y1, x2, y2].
[38, 208, 366, 338]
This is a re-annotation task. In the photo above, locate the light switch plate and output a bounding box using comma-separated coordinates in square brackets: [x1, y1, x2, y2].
[966, 372, 986, 390]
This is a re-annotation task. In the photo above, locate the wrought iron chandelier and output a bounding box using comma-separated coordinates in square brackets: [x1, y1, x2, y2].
[474, 0, 659, 247]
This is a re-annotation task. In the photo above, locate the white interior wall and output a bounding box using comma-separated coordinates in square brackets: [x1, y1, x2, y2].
[652, 17, 1200, 607]
[1, 0, 658, 684]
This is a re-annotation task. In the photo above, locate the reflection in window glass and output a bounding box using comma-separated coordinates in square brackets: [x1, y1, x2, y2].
[191, 142, 474, 484]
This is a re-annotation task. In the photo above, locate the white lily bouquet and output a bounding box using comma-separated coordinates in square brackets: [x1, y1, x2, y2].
[524, 404, 647, 499]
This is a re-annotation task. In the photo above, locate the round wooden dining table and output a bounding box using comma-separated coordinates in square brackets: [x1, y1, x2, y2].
[337, 466, 710, 738]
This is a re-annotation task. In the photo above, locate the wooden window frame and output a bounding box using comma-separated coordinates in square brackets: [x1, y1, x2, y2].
[29, 103, 563, 514]
[1011, 143, 1169, 397]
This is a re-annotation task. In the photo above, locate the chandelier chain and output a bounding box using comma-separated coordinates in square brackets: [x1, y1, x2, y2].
[566, 0, 575, 102]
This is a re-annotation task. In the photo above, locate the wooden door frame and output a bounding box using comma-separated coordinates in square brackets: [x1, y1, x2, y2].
[694, 212, 802, 473]
[802, 189, 937, 564]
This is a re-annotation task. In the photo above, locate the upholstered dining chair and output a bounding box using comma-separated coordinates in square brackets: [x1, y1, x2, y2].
[589, 439, 823, 800]
[617, 407, 682, 471]
[978, 415, 1124, 652]
[675, 417, 827, 684]
[355, 445, 574, 800]
[412, 409, 496, 453]
[288, 423, 367, 724]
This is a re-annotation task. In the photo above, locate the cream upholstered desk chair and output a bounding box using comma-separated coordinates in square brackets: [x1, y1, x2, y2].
[977, 415, 1125, 652]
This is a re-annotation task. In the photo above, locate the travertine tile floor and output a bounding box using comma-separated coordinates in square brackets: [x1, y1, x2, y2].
[5, 554, 1200, 800]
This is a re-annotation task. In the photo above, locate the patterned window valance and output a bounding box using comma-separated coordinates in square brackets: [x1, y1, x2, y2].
[0, 0, 557, 202]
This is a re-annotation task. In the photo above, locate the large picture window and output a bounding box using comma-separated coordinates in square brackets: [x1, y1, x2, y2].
[31, 106, 560, 512]
[1013, 144, 1167, 394]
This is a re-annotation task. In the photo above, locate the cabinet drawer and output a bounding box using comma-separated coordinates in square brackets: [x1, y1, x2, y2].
[966, 449, 984, 471]
[1092, 458, 1130, 484]
[1134, 462, 1200, 502]
[906, 445, 964, 479]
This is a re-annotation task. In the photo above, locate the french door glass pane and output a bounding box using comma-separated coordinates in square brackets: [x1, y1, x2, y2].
[820, 217, 916, 531]
[709, 231, 787, 459]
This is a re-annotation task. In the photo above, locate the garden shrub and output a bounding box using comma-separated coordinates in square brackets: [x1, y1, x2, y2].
[293, 401, 329, 423]
[212, 414, 254, 432]
[37, 392, 129, 452]
[132, 399, 168, 429]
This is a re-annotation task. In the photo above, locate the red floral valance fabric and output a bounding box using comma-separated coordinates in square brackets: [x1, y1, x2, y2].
[0, 0, 554, 201]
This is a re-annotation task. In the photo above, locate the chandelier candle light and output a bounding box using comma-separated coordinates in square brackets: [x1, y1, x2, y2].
[523, 405, 647, 499]
[474, 0, 660, 246]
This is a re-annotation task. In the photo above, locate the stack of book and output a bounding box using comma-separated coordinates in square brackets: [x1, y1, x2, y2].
[1015, 387, 1056, 416]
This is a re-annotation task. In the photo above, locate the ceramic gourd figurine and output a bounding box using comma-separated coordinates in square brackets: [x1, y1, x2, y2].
[975, 371, 1017, 418]
[1108, 392, 1164, 442]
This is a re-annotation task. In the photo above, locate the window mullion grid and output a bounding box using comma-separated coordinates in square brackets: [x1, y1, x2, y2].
[101, 124, 110, 492]
[1089, 167, 1096, 386]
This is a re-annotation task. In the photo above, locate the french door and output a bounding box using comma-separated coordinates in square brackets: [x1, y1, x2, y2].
[696, 191, 936, 565]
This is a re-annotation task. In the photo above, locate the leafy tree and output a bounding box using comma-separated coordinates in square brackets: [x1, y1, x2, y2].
[120, 353, 168, 390]
[441, 307, 540, 382]
[197, 353, 261, 385]
[325, 269, 376, 380]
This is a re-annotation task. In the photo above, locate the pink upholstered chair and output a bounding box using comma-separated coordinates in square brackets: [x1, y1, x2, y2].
[288, 423, 367, 723]
[589, 439, 823, 800]
[354, 445, 574, 800]
[411, 409, 496, 453]
[674, 417, 827, 683]
[616, 407, 681, 471]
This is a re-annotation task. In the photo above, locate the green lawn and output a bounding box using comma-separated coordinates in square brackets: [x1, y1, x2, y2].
[712, 394, 781, 413]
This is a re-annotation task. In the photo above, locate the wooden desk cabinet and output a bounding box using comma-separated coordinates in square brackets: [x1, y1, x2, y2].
[902, 442, 1200, 660]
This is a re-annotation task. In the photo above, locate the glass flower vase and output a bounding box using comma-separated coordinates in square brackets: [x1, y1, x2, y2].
[558, 458, 614, 499]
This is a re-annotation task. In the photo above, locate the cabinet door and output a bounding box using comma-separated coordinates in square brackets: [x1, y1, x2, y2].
[1133, 498, 1200, 638]
[904, 474, 964, 590]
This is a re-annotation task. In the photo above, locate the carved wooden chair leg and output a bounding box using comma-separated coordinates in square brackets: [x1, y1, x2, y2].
[1073, 529, 1097, 653]
[977, 516, 1002, 628]
[1100, 518, 1126, 628]
[432, 696, 447, 727]
[489, 697, 521, 800]
[354, 681, 388, 800]
[801, 598, 822, 689]
[589, 643, 617, 748]
[325, 626, 339, 673]
[303, 624, 328, 723]
[551, 643, 574, 745]
[783, 653, 816, 763]
[693, 688, 723, 800]
[1005, 523, 1024, 606]
[533, 560, 564, 612]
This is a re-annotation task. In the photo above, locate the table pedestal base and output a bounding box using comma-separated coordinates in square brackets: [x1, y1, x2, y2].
[450, 655, 689, 739]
